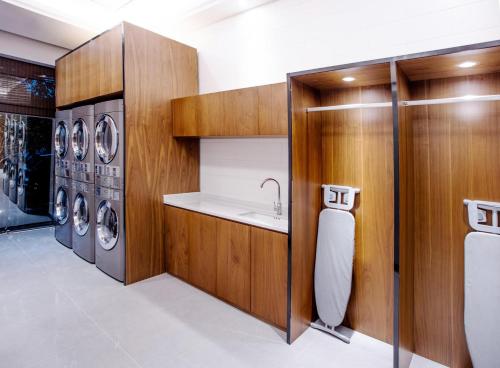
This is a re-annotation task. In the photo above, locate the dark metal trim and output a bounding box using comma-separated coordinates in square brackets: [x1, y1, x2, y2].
[390, 60, 401, 368]
[286, 73, 293, 344]
[287, 57, 393, 78]
[0, 220, 55, 235]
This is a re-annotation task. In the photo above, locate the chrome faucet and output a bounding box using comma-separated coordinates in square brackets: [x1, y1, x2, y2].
[260, 178, 282, 216]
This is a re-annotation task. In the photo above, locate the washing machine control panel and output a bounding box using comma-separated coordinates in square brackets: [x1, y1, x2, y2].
[72, 162, 94, 183]
[95, 164, 122, 190]
[55, 158, 72, 178]
[95, 186, 121, 201]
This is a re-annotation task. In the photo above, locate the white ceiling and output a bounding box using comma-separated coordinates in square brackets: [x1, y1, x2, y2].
[0, 0, 275, 49]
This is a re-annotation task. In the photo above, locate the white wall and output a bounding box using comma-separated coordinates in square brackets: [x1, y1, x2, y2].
[0, 30, 68, 66]
[190, 0, 500, 206]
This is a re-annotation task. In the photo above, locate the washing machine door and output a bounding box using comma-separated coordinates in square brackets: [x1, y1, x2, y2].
[72, 118, 89, 161]
[18, 120, 25, 149]
[95, 114, 118, 164]
[9, 165, 16, 189]
[73, 193, 89, 236]
[96, 200, 118, 250]
[55, 187, 69, 225]
[55, 120, 69, 158]
[17, 168, 24, 195]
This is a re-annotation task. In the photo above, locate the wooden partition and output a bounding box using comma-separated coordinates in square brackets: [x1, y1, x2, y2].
[396, 45, 500, 368]
[289, 63, 394, 344]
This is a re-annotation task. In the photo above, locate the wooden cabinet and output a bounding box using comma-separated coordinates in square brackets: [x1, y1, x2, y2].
[55, 25, 123, 107]
[250, 227, 288, 329]
[165, 205, 288, 328]
[172, 83, 287, 137]
[216, 219, 251, 311]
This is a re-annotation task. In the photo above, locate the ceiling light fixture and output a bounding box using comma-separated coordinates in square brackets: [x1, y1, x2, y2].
[458, 61, 477, 68]
[342, 76, 356, 82]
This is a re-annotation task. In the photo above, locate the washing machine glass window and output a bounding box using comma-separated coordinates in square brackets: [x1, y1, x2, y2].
[17, 169, 24, 195]
[9, 165, 16, 189]
[18, 120, 25, 149]
[96, 200, 118, 250]
[55, 187, 69, 225]
[95, 114, 118, 164]
[55, 121, 69, 158]
[72, 118, 89, 161]
[73, 193, 90, 236]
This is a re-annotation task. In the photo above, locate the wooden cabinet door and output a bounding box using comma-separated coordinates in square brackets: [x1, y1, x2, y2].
[55, 56, 68, 107]
[251, 227, 288, 328]
[94, 25, 123, 98]
[258, 83, 288, 135]
[222, 88, 259, 136]
[166, 206, 189, 280]
[188, 212, 217, 294]
[216, 219, 251, 311]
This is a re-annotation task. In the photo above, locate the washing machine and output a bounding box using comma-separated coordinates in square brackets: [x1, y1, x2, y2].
[72, 180, 95, 263]
[94, 99, 124, 190]
[54, 176, 72, 248]
[3, 114, 9, 159]
[71, 105, 94, 183]
[16, 116, 53, 215]
[95, 185, 125, 282]
[54, 110, 72, 178]
[8, 114, 19, 164]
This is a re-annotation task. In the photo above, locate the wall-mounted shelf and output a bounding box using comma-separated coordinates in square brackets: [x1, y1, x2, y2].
[307, 102, 392, 112]
[400, 94, 500, 107]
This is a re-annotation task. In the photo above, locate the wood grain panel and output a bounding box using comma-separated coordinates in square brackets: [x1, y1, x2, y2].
[94, 25, 123, 99]
[293, 63, 391, 90]
[258, 82, 288, 135]
[123, 22, 199, 284]
[289, 78, 322, 342]
[250, 227, 288, 329]
[400, 71, 500, 367]
[55, 56, 68, 107]
[189, 211, 217, 294]
[165, 206, 189, 279]
[320, 84, 394, 344]
[398, 45, 500, 82]
[216, 219, 251, 311]
[223, 87, 259, 135]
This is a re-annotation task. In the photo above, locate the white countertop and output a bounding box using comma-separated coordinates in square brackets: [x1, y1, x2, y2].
[163, 192, 288, 234]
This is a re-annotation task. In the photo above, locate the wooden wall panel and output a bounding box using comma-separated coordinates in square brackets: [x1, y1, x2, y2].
[320, 84, 394, 343]
[124, 22, 199, 284]
[251, 227, 288, 329]
[289, 79, 322, 342]
[405, 73, 500, 367]
[258, 83, 288, 135]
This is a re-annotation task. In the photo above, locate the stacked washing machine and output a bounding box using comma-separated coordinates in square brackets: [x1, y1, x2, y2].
[70, 105, 95, 263]
[94, 99, 125, 282]
[7, 114, 19, 204]
[53, 110, 73, 248]
[17, 115, 53, 215]
[2, 115, 10, 196]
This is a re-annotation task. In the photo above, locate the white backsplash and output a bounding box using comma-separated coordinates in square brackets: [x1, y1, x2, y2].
[200, 138, 288, 210]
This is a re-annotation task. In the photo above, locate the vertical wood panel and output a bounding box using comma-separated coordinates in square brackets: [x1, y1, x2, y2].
[165, 206, 189, 279]
[216, 219, 251, 311]
[124, 22, 199, 284]
[289, 79, 322, 342]
[321, 84, 394, 343]
[189, 211, 217, 294]
[258, 83, 288, 135]
[251, 227, 288, 329]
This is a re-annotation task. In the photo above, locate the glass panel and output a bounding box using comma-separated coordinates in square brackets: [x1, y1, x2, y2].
[95, 115, 118, 164]
[72, 119, 89, 161]
[73, 193, 89, 236]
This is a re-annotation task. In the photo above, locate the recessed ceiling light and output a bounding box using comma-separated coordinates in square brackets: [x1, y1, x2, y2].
[458, 61, 477, 68]
[342, 76, 356, 82]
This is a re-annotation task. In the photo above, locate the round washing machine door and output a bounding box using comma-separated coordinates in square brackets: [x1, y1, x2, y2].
[96, 200, 118, 251]
[72, 118, 89, 161]
[73, 193, 89, 236]
[55, 120, 69, 158]
[95, 114, 118, 164]
[17, 168, 24, 196]
[55, 187, 69, 225]
[8, 165, 16, 189]
[18, 120, 25, 149]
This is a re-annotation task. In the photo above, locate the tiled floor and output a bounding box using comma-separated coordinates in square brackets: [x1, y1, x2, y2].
[0, 227, 443, 368]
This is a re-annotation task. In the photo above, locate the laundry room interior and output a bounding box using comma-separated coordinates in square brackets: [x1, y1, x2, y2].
[0, 1, 499, 368]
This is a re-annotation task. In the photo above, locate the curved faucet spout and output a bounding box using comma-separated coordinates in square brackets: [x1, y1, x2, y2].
[260, 178, 282, 216]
